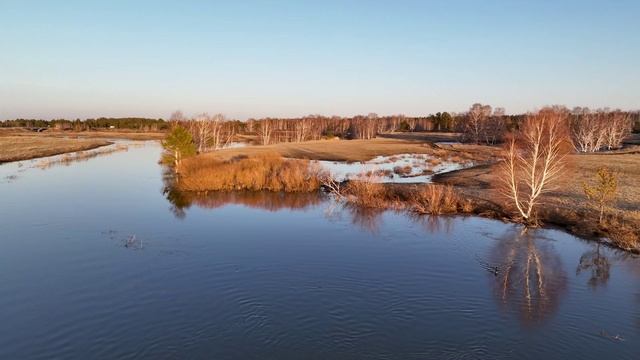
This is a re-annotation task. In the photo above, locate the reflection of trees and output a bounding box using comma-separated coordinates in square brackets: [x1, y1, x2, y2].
[345, 205, 385, 234]
[490, 229, 567, 326]
[576, 244, 611, 289]
[407, 213, 454, 235]
[162, 169, 325, 219]
[187, 191, 324, 212]
[162, 169, 189, 219]
[621, 252, 640, 329]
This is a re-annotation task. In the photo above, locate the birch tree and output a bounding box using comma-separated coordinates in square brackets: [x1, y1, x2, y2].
[500, 108, 570, 223]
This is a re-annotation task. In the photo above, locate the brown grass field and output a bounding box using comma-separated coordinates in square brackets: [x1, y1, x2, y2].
[0, 128, 164, 162]
[0, 128, 165, 140]
[0, 136, 112, 163]
[195, 136, 501, 163]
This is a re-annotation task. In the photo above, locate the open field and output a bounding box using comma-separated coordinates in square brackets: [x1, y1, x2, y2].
[195, 136, 501, 163]
[378, 131, 462, 143]
[0, 136, 112, 163]
[0, 128, 165, 140]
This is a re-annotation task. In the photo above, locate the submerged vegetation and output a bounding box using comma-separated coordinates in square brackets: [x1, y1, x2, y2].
[36, 144, 130, 169]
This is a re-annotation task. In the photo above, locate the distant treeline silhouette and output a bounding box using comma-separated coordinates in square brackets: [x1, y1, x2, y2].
[0, 117, 168, 131]
[3, 107, 638, 141]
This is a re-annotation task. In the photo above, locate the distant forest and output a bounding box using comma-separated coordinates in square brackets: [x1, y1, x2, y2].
[2, 108, 639, 141]
[0, 117, 168, 131]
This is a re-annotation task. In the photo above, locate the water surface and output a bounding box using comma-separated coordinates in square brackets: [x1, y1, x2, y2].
[1, 142, 638, 359]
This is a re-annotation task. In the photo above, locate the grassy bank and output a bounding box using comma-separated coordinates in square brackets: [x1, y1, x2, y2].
[0, 136, 112, 163]
[434, 149, 640, 252]
[167, 131, 639, 251]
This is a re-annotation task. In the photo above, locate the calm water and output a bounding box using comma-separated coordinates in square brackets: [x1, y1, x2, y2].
[1, 142, 639, 359]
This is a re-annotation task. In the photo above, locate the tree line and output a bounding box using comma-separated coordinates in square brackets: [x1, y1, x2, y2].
[168, 105, 638, 149]
[0, 117, 168, 131]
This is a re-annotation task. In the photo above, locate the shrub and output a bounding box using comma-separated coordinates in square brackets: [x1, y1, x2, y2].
[393, 165, 413, 176]
[178, 152, 321, 192]
[343, 179, 388, 208]
[583, 167, 618, 224]
[411, 184, 462, 214]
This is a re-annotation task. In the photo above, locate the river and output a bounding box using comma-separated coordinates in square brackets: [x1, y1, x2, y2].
[0, 142, 638, 359]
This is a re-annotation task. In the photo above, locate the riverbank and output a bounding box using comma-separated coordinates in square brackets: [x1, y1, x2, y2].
[172, 133, 640, 252]
[0, 128, 166, 140]
[433, 149, 640, 252]
[0, 128, 165, 162]
[0, 136, 112, 163]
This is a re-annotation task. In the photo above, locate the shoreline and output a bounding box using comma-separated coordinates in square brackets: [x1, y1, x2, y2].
[0, 137, 113, 163]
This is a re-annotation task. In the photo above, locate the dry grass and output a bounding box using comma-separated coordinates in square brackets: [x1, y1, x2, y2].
[0, 136, 112, 163]
[0, 128, 165, 140]
[177, 152, 321, 192]
[196, 137, 447, 162]
[194, 135, 499, 169]
[342, 179, 389, 208]
[411, 184, 470, 215]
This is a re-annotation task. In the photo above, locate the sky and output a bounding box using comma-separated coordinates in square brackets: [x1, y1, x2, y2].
[1, 0, 638, 120]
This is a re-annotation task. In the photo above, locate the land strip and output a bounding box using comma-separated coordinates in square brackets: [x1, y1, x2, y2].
[0, 136, 112, 163]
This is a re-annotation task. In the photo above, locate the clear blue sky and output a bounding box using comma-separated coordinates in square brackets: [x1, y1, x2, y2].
[1, 0, 638, 120]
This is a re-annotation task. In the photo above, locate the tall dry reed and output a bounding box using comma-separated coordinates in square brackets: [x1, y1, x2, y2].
[411, 184, 470, 214]
[178, 152, 321, 192]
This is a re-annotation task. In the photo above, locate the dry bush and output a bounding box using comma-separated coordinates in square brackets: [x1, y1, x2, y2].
[343, 179, 388, 208]
[393, 165, 413, 176]
[428, 158, 442, 166]
[600, 216, 639, 251]
[178, 152, 320, 192]
[411, 184, 467, 214]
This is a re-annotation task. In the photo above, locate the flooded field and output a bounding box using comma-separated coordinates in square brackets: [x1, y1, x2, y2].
[317, 153, 471, 183]
[0, 142, 638, 359]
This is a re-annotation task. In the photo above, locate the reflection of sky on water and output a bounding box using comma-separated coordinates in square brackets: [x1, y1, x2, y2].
[1, 142, 640, 359]
[316, 153, 471, 183]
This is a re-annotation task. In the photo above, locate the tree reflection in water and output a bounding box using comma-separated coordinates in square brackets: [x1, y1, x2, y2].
[490, 228, 568, 326]
[407, 213, 454, 235]
[162, 172, 325, 219]
[576, 244, 611, 289]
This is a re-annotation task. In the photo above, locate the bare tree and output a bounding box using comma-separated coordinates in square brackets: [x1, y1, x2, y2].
[169, 110, 186, 122]
[500, 108, 570, 223]
[571, 110, 631, 152]
[484, 107, 506, 145]
[257, 118, 275, 145]
[603, 111, 632, 150]
[209, 113, 234, 150]
[464, 103, 493, 144]
[293, 117, 311, 142]
[570, 111, 604, 153]
[191, 113, 213, 153]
